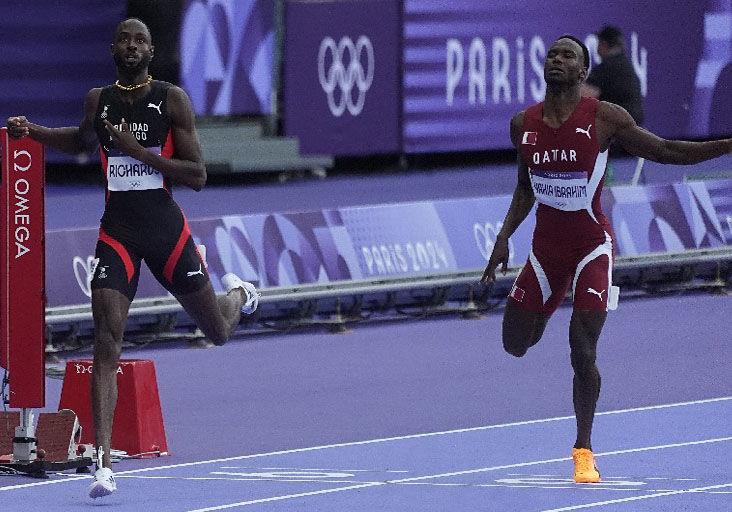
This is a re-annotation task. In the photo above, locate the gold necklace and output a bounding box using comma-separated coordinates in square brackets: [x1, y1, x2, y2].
[114, 75, 153, 91]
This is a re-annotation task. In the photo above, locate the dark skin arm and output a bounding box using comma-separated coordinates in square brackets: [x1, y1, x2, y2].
[103, 86, 207, 191]
[597, 101, 732, 163]
[6, 88, 101, 153]
[481, 111, 536, 285]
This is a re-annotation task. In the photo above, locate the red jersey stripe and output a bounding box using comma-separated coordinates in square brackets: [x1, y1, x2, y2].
[98, 228, 135, 283]
[99, 147, 110, 203]
[161, 128, 175, 193]
[163, 216, 192, 284]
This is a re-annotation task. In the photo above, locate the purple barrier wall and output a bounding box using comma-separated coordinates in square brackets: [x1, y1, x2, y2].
[282, 0, 402, 156]
[403, 0, 727, 153]
[180, 0, 274, 115]
[46, 180, 732, 308]
[0, 1, 125, 163]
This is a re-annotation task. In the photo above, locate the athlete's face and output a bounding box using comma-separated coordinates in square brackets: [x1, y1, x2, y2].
[111, 20, 154, 75]
[544, 39, 586, 87]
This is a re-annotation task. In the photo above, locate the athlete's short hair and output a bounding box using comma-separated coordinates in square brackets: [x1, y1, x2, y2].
[556, 34, 590, 69]
[113, 17, 152, 42]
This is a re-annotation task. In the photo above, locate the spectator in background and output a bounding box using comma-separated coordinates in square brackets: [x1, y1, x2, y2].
[582, 26, 645, 184]
[583, 26, 644, 126]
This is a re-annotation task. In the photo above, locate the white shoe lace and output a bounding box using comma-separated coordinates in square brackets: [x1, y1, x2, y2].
[89, 467, 116, 498]
[241, 281, 260, 314]
[221, 273, 260, 314]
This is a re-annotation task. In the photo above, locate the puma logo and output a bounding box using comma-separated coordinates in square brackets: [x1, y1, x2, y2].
[575, 124, 592, 139]
[587, 287, 605, 301]
[147, 101, 163, 114]
[187, 264, 204, 277]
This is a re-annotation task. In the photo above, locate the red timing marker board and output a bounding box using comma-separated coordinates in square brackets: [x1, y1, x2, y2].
[0, 128, 46, 408]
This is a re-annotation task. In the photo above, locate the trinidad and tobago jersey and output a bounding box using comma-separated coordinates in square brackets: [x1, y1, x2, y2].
[92, 81, 179, 234]
[519, 96, 612, 246]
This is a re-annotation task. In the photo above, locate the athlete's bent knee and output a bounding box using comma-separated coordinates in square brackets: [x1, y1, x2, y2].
[503, 338, 529, 358]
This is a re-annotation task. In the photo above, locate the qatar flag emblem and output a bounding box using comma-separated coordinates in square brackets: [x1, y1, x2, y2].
[510, 285, 526, 302]
[522, 131, 537, 145]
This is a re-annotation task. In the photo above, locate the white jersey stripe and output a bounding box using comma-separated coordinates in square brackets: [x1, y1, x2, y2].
[529, 249, 552, 305]
[571, 232, 613, 308]
[584, 149, 609, 224]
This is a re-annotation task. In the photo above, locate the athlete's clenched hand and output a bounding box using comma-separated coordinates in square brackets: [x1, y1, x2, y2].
[6, 116, 30, 138]
[480, 236, 510, 285]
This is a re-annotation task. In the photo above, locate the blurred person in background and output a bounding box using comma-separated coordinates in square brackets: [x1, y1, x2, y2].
[583, 25, 644, 126]
[583, 25, 645, 184]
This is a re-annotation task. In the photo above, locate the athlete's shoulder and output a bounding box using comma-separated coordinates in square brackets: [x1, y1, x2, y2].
[159, 83, 193, 107]
[596, 100, 634, 128]
[511, 109, 527, 128]
[83, 87, 104, 114]
[85, 87, 104, 102]
[154, 81, 186, 97]
[510, 109, 527, 146]
[523, 102, 545, 122]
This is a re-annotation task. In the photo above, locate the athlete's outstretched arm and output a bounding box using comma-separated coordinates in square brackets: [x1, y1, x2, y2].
[481, 112, 536, 285]
[104, 86, 207, 191]
[6, 88, 100, 153]
[599, 102, 732, 164]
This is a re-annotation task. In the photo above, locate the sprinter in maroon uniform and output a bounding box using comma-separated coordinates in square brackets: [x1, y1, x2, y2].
[7, 18, 259, 498]
[481, 35, 731, 483]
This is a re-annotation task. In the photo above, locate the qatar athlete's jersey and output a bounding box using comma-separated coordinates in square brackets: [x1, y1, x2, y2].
[519, 97, 611, 245]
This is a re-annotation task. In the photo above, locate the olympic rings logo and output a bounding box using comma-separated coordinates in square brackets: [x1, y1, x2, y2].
[73, 255, 99, 298]
[473, 222, 515, 263]
[318, 36, 374, 117]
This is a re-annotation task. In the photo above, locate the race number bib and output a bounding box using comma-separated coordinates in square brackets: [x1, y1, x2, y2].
[529, 170, 589, 211]
[106, 147, 164, 191]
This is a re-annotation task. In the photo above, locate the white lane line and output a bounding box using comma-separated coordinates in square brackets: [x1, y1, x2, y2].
[539, 482, 732, 511]
[113, 475, 651, 492]
[184, 437, 732, 511]
[217, 466, 410, 473]
[115, 475, 732, 495]
[0, 475, 90, 491]
[118, 475, 371, 484]
[1, 395, 729, 492]
[401, 482, 669, 492]
[187, 482, 385, 511]
[76, 395, 732, 478]
[381, 436, 732, 485]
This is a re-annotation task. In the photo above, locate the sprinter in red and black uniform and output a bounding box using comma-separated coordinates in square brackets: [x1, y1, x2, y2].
[7, 18, 258, 498]
[93, 79, 209, 300]
[481, 35, 731, 483]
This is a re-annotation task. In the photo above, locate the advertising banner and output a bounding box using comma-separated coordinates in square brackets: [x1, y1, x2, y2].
[45, 179, 732, 308]
[1, 130, 46, 407]
[403, 0, 727, 153]
[180, 0, 274, 115]
[282, 0, 401, 156]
